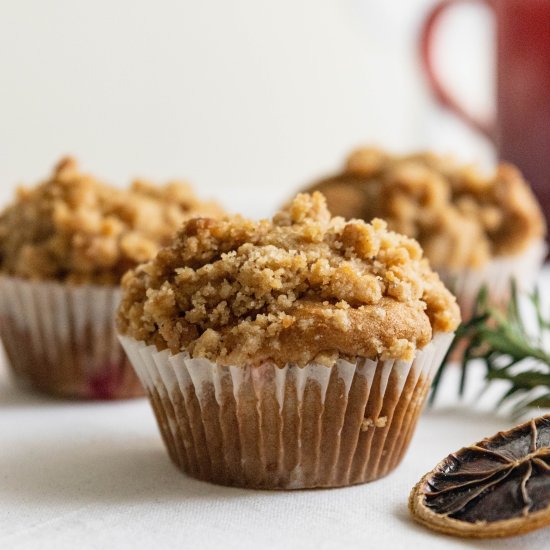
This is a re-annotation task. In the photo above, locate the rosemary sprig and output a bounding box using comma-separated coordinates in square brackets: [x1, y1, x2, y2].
[430, 280, 550, 416]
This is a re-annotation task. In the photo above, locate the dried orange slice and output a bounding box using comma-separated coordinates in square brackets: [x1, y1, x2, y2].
[409, 415, 550, 538]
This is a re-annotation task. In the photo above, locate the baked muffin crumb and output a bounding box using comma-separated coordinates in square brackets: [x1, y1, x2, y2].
[118, 192, 460, 367]
[0, 157, 224, 284]
[305, 148, 545, 269]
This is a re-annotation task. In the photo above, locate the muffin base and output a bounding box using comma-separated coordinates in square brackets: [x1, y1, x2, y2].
[0, 277, 143, 399]
[120, 332, 453, 489]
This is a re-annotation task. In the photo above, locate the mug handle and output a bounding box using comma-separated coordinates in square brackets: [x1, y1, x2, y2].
[420, 0, 496, 141]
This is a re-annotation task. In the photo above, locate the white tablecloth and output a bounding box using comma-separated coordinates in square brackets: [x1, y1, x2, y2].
[2, 288, 550, 550]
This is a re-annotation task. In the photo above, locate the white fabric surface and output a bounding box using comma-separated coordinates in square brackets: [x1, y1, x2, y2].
[2, 277, 550, 549]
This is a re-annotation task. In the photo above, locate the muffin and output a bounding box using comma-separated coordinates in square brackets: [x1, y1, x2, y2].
[304, 148, 546, 320]
[117, 192, 460, 489]
[0, 157, 223, 399]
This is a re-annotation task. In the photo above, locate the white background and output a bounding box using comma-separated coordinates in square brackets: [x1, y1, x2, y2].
[0, 0, 494, 218]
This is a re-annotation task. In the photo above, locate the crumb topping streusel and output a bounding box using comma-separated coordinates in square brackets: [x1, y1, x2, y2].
[305, 148, 545, 270]
[117, 193, 460, 367]
[0, 157, 224, 284]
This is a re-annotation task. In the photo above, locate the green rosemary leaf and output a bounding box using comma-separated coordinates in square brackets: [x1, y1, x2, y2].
[529, 286, 550, 336]
[511, 393, 550, 418]
[429, 280, 550, 416]
[487, 369, 550, 388]
[519, 394, 550, 409]
[506, 279, 521, 329]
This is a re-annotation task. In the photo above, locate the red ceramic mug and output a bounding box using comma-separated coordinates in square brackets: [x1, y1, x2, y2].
[421, 0, 550, 236]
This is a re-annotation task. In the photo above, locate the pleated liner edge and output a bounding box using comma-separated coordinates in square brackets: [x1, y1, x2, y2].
[120, 332, 454, 489]
[0, 276, 143, 399]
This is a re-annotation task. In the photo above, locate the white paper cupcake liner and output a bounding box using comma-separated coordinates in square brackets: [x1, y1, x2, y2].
[119, 331, 454, 489]
[438, 239, 547, 321]
[0, 276, 143, 399]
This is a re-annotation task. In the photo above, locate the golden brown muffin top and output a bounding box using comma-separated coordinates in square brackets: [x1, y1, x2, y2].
[0, 157, 224, 285]
[117, 193, 460, 367]
[305, 148, 545, 270]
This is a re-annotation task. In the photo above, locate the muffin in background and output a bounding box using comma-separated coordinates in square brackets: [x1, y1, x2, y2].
[117, 192, 460, 489]
[304, 147, 546, 321]
[0, 157, 223, 399]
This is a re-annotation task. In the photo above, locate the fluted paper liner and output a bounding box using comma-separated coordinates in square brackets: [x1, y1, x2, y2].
[0, 276, 143, 399]
[120, 332, 454, 489]
[439, 239, 546, 322]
